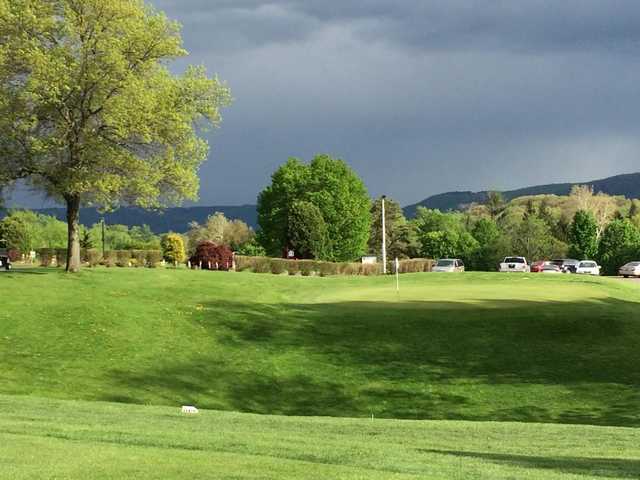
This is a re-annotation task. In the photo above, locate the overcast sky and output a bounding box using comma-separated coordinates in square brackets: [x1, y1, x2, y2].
[11, 0, 640, 208]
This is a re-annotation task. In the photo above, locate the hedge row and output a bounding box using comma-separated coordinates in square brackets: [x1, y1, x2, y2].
[234, 256, 434, 276]
[37, 249, 163, 268]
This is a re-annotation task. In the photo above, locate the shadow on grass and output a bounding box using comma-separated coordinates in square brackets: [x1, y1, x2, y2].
[0, 269, 48, 275]
[107, 296, 640, 425]
[420, 449, 640, 479]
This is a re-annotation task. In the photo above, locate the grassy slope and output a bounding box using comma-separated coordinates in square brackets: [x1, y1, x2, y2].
[1, 269, 640, 426]
[2, 394, 640, 480]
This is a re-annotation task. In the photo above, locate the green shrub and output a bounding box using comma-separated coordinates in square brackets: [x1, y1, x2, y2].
[38, 248, 54, 267]
[234, 255, 255, 272]
[131, 250, 146, 267]
[55, 248, 67, 267]
[103, 250, 117, 267]
[115, 250, 131, 267]
[145, 250, 163, 268]
[287, 260, 300, 275]
[362, 263, 380, 276]
[341, 263, 362, 275]
[253, 257, 272, 274]
[398, 258, 434, 273]
[161, 233, 186, 266]
[318, 262, 338, 277]
[299, 260, 315, 276]
[270, 258, 287, 275]
[86, 249, 101, 267]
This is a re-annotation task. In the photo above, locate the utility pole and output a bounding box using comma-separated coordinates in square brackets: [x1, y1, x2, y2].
[381, 195, 387, 274]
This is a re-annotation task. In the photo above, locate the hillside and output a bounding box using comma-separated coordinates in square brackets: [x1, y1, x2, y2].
[2, 268, 640, 426]
[5, 172, 637, 230]
[2, 394, 639, 480]
[0, 204, 258, 233]
[404, 172, 640, 217]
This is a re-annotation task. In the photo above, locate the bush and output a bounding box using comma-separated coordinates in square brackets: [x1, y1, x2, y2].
[86, 249, 101, 267]
[161, 233, 186, 266]
[38, 248, 54, 267]
[299, 260, 315, 276]
[55, 248, 67, 267]
[234, 255, 255, 272]
[270, 258, 287, 275]
[252, 257, 272, 274]
[287, 260, 300, 276]
[318, 262, 338, 277]
[223, 255, 437, 276]
[115, 250, 131, 267]
[189, 242, 233, 271]
[103, 250, 117, 267]
[145, 250, 163, 268]
[131, 250, 147, 267]
[7, 249, 20, 262]
[362, 263, 381, 276]
[398, 258, 434, 273]
[235, 238, 267, 257]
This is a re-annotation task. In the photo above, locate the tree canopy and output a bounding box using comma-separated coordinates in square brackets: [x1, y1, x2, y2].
[257, 155, 371, 262]
[368, 197, 417, 262]
[0, 0, 231, 271]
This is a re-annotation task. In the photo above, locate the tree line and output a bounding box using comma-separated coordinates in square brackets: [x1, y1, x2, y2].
[256, 157, 640, 274]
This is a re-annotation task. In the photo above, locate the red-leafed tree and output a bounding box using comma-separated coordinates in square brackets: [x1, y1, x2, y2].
[189, 241, 233, 271]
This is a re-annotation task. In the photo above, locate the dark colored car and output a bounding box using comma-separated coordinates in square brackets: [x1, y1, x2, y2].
[0, 239, 11, 271]
[550, 258, 580, 273]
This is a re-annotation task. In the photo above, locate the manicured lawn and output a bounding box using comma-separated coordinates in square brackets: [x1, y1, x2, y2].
[2, 268, 640, 426]
[1, 394, 639, 479]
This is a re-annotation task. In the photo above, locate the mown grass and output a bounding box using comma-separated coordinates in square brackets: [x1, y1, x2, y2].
[1, 394, 640, 479]
[1, 268, 640, 426]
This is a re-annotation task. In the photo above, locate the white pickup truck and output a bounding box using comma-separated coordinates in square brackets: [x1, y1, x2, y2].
[499, 256, 529, 273]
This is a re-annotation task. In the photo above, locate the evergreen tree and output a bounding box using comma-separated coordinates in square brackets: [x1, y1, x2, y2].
[368, 197, 416, 262]
[568, 210, 599, 259]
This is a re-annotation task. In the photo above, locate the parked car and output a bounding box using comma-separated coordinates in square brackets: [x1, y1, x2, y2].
[619, 262, 640, 278]
[541, 264, 562, 274]
[433, 258, 465, 272]
[530, 260, 546, 273]
[499, 256, 530, 273]
[550, 258, 580, 273]
[0, 240, 11, 271]
[576, 261, 601, 276]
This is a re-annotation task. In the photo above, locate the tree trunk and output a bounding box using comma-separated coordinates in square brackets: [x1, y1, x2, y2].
[66, 194, 81, 273]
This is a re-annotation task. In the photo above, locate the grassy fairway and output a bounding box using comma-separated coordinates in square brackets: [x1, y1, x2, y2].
[1, 394, 639, 480]
[1, 269, 640, 425]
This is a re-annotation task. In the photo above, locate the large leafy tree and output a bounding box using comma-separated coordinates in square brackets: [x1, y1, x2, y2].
[597, 219, 640, 275]
[468, 217, 509, 271]
[368, 197, 416, 262]
[568, 210, 598, 260]
[256, 158, 309, 256]
[512, 215, 566, 261]
[0, 0, 231, 271]
[288, 200, 328, 259]
[257, 155, 371, 261]
[413, 207, 478, 260]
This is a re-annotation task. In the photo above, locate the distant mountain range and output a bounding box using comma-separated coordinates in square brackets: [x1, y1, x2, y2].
[3, 172, 638, 232]
[403, 172, 640, 217]
[0, 205, 258, 233]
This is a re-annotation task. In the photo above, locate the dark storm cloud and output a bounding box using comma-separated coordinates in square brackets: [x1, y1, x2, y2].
[156, 1, 640, 54]
[10, 1, 640, 208]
